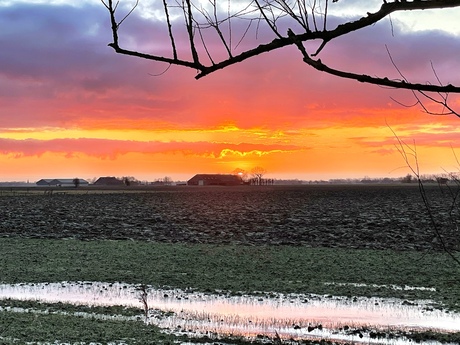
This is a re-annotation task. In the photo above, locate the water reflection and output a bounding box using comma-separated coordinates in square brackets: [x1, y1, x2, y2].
[1, 281, 459, 344]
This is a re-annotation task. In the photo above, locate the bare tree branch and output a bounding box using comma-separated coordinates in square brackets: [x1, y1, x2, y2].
[254, 0, 283, 38]
[162, 0, 178, 60]
[102, 0, 460, 113]
[385, 46, 459, 116]
[184, 0, 201, 66]
[288, 29, 460, 94]
[388, 124, 460, 266]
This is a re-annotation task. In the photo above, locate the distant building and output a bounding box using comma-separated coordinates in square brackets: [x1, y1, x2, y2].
[36, 179, 54, 186]
[187, 174, 243, 186]
[35, 178, 89, 187]
[93, 176, 125, 186]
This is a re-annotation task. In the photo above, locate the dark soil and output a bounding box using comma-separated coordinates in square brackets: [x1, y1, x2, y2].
[1, 184, 459, 250]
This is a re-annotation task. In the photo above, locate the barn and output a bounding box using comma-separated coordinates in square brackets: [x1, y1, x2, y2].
[36, 179, 89, 187]
[93, 176, 125, 186]
[187, 174, 243, 186]
[36, 179, 53, 186]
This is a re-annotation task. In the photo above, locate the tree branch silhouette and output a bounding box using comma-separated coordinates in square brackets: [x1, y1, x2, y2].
[101, 0, 460, 115]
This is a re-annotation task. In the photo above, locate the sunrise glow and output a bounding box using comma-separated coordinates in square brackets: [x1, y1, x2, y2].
[1, 1, 460, 183]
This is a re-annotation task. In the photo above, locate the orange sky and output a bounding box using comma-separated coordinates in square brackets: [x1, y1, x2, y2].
[1, 1, 460, 182]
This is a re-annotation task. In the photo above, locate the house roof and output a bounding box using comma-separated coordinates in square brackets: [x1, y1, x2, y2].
[50, 179, 88, 184]
[191, 174, 241, 181]
[93, 176, 125, 185]
[36, 178, 88, 185]
[36, 179, 53, 183]
[188, 174, 243, 185]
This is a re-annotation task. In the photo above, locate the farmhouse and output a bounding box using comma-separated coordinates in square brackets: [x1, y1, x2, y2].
[36, 179, 89, 187]
[36, 179, 53, 186]
[187, 174, 243, 186]
[93, 176, 125, 186]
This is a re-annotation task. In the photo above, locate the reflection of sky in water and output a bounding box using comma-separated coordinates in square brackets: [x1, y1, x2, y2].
[1, 281, 459, 343]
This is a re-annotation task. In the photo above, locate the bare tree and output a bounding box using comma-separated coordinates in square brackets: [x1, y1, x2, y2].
[251, 166, 267, 185]
[101, 0, 460, 116]
[73, 178, 80, 188]
[122, 176, 139, 186]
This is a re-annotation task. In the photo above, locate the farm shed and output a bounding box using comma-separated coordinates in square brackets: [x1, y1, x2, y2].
[36, 179, 53, 186]
[36, 179, 89, 187]
[93, 176, 125, 186]
[187, 174, 243, 186]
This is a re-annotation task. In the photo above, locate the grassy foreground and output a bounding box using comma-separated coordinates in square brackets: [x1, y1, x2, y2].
[1, 238, 459, 303]
[1, 238, 459, 344]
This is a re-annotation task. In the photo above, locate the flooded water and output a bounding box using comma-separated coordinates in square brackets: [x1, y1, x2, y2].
[1, 281, 459, 344]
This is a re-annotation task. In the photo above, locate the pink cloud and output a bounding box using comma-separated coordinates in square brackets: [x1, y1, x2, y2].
[351, 129, 460, 150]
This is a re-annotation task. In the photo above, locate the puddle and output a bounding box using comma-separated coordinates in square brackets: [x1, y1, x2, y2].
[324, 282, 438, 292]
[1, 281, 459, 344]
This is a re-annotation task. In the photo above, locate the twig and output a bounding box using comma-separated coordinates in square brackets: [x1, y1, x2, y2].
[388, 125, 460, 266]
[138, 284, 149, 323]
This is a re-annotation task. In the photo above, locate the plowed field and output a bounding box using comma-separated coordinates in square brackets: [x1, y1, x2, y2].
[1, 184, 458, 250]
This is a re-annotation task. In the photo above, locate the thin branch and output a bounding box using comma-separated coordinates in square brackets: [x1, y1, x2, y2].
[308, 0, 460, 56]
[228, 0, 232, 51]
[118, 0, 139, 27]
[103, 0, 460, 97]
[148, 63, 172, 77]
[323, 0, 328, 31]
[386, 45, 459, 116]
[388, 124, 460, 266]
[254, 0, 283, 38]
[211, 0, 233, 57]
[108, 45, 201, 70]
[234, 18, 256, 49]
[104, 0, 120, 49]
[385, 45, 407, 82]
[163, 0, 178, 60]
[288, 30, 460, 93]
[297, 0, 310, 31]
[311, 0, 319, 31]
[418, 89, 459, 116]
[275, 0, 308, 31]
[195, 19, 216, 64]
[184, 0, 201, 65]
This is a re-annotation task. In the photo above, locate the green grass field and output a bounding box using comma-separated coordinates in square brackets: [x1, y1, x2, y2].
[1, 238, 459, 344]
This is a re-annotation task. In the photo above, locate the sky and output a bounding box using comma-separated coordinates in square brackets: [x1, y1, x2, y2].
[1, 0, 460, 183]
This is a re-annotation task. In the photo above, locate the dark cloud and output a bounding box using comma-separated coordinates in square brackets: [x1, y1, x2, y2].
[0, 3, 107, 78]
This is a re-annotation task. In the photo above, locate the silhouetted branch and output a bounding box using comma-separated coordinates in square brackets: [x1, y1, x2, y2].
[184, 0, 200, 66]
[102, 0, 460, 113]
[385, 46, 459, 117]
[162, 0, 177, 60]
[389, 125, 460, 266]
[254, 0, 283, 38]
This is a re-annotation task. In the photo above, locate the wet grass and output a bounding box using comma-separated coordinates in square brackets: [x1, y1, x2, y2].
[1, 238, 459, 307]
[1, 237, 459, 344]
[0, 298, 142, 317]
[0, 310, 182, 344]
